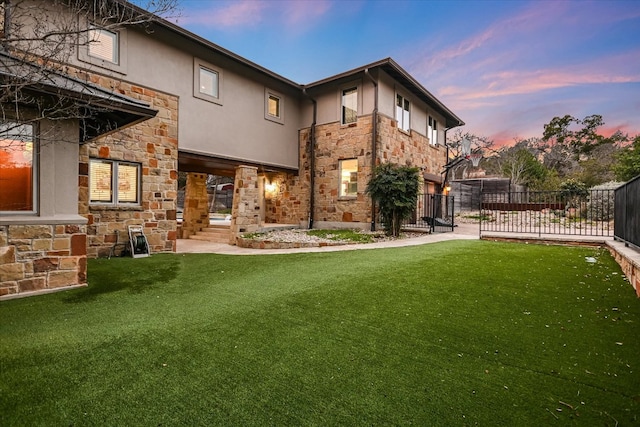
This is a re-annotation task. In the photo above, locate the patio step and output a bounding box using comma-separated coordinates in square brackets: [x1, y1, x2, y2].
[189, 225, 231, 243]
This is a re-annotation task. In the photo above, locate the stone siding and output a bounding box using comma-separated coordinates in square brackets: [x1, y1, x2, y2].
[0, 224, 87, 297]
[312, 116, 374, 225]
[229, 166, 261, 244]
[181, 173, 210, 239]
[263, 128, 312, 226]
[378, 115, 446, 177]
[76, 75, 179, 258]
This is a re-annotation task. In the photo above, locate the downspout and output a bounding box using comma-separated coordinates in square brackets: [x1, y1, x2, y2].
[302, 88, 317, 229]
[364, 68, 378, 231]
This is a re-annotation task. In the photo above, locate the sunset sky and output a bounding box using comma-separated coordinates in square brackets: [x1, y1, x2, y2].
[173, 0, 640, 147]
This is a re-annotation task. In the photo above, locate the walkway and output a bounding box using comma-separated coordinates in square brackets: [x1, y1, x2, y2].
[176, 223, 480, 255]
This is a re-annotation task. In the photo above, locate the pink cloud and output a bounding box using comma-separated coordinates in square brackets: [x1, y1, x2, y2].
[177, 0, 333, 31]
[281, 0, 332, 27]
[413, 1, 567, 77]
[178, 1, 268, 28]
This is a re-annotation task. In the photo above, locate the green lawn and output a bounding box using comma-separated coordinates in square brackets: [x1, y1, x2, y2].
[1, 240, 639, 426]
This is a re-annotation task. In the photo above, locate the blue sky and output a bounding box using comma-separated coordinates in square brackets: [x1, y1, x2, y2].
[172, 0, 640, 146]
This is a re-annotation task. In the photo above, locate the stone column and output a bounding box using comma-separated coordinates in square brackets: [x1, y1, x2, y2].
[182, 173, 209, 239]
[229, 165, 261, 245]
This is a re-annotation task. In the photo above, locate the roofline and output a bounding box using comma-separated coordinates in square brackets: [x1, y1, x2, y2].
[107, 3, 463, 127]
[117, 1, 301, 89]
[303, 58, 465, 129]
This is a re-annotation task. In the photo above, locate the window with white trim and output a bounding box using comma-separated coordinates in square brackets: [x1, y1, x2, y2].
[90, 159, 140, 205]
[199, 67, 219, 98]
[428, 116, 438, 145]
[396, 94, 410, 132]
[88, 25, 119, 64]
[193, 58, 224, 105]
[339, 159, 358, 197]
[0, 122, 37, 213]
[264, 88, 284, 124]
[341, 87, 358, 125]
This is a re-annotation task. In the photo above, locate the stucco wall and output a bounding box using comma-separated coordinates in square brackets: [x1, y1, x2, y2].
[0, 118, 89, 297]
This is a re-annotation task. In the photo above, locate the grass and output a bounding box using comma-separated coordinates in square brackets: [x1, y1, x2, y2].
[1, 240, 639, 425]
[306, 228, 376, 243]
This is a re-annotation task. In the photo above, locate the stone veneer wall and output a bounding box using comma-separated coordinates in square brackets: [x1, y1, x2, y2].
[181, 173, 210, 239]
[263, 128, 312, 227]
[75, 74, 179, 258]
[229, 166, 261, 244]
[378, 115, 447, 176]
[312, 115, 374, 225]
[0, 224, 87, 297]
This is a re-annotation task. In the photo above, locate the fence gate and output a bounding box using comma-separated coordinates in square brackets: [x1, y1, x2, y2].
[403, 194, 455, 233]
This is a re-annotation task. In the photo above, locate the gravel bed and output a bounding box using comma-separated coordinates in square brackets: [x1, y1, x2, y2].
[245, 229, 425, 244]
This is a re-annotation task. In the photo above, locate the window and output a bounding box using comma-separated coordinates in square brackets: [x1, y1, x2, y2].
[342, 87, 358, 125]
[0, 123, 37, 213]
[193, 58, 224, 105]
[428, 116, 438, 145]
[90, 159, 140, 205]
[268, 95, 280, 118]
[264, 88, 284, 124]
[88, 26, 119, 64]
[199, 66, 219, 98]
[396, 94, 410, 132]
[339, 159, 358, 197]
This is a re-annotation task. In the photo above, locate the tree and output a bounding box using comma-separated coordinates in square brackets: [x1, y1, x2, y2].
[542, 114, 607, 156]
[613, 135, 640, 181]
[444, 130, 494, 180]
[500, 147, 548, 189]
[1, 0, 178, 145]
[366, 163, 420, 237]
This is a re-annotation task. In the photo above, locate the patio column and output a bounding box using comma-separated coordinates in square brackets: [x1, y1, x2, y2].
[230, 165, 260, 245]
[182, 172, 209, 239]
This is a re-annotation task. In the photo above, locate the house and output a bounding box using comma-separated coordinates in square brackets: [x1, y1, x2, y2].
[0, 0, 463, 298]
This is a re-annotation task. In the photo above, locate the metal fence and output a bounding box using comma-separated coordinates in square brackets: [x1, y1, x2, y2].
[614, 176, 640, 248]
[403, 194, 455, 233]
[480, 190, 616, 236]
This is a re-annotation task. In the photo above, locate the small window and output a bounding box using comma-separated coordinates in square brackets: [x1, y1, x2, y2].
[268, 95, 280, 118]
[342, 87, 358, 125]
[396, 94, 410, 132]
[339, 159, 358, 197]
[193, 58, 224, 105]
[264, 89, 284, 124]
[90, 159, 140, 205]
[199, 67, 219, 98]
[88, 26, 119, 64]
[0, 122, 37, 213]
[428, 116, 438, 145]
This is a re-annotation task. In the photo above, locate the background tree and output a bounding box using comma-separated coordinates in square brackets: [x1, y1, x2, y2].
[445, 130, 494, 180]
[613, 135, 640, 181]
[366, 163, 419, 237]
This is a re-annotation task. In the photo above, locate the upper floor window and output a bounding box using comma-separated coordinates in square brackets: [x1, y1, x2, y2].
[339, 159, 358, 197]
[78, 25, 127, 73]
[342, 87, 358, 125]
[199, 67, 219, 98]
[0, 122, 37, 213]
[428, 116, 438, 145]
[90, 159, 140, 205]
[88, 26, 119, 64]
[193, 58, 224, 105]
[396, 94, 410, 132]
[268, 95, 280, 118]
[264, 88, 284, 124]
